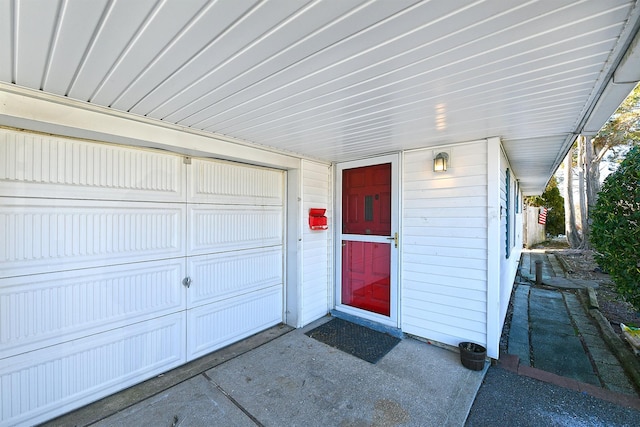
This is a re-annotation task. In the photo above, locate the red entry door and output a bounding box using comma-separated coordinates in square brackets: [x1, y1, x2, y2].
[341, 163, 392, 316]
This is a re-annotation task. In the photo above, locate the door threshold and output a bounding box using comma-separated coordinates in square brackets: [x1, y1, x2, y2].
[330, 310, 403, 339]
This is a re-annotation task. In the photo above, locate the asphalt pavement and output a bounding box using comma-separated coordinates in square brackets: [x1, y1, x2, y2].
[466, 249, 640, 426]
[466, 364, 640, 426]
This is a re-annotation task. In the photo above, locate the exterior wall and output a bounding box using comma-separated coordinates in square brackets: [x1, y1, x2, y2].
[497, 150, 523, 350]
[401, 141, 489, 349]
[300, 160, 332, 325]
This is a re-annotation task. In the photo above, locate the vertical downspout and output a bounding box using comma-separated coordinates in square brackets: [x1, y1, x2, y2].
[486, 137, 502, 359]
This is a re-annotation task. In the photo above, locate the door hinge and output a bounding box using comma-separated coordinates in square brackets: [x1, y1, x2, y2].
[182, 276, 192, 288]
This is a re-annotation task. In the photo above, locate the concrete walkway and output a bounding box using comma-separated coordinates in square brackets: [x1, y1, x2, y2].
[46, 319, 488, 427]
[506, 250, 639, 399]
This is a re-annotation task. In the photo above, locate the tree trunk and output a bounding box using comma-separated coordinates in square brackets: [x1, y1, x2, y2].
[564, 144, 582, 248]
[587, 136, 603, 207]
[577, 136, 590, 249]
[584, 135, 601, 249]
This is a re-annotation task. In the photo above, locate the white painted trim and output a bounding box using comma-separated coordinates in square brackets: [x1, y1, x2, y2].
[0, 84, 301, 170]
[334, 153, 400, 328]
[486, 137, 502, 359]
[403, 139, 488, 154]
[285, 167, 303, 327]
[327, 163, 336, 315]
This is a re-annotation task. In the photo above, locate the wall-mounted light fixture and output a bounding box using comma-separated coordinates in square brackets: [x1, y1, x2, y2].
[433, 152, 449, 172]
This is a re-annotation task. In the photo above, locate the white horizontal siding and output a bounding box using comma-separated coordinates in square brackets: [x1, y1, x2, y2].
[300, 160, 332, 325]
[402, 142, 488, 348]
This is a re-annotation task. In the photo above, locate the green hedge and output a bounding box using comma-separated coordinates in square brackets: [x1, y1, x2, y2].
[591, 145, 640, 311]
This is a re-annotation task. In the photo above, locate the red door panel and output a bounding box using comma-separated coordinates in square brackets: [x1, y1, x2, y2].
[341, 163, 392, 316]
[342, 163, 391, 236]
[342, 241, 390, 316]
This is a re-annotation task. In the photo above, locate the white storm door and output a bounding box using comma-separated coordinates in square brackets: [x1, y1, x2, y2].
[335, 154, 400, 327]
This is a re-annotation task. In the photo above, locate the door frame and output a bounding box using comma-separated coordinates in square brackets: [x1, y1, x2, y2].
[334, 153, 400, 327]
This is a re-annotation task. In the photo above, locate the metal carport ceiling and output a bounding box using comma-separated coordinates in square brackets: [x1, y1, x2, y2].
[1, 0, 639, 194]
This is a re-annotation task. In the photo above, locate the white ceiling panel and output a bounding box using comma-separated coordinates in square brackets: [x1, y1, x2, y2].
[42, 0, 109, 95]
[0, 1, 14, 82]
[143, 0, 316, 120]
[131, 0, 308, 117]
[1, 0, 639, 195]
[111, 0, 260, 111]
[160, 0, 423, 124]
[14, 0, 59, 88]
[89, 0, 210, 106]
[66, 0, 159, 101]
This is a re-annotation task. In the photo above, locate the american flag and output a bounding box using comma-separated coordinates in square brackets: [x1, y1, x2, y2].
[538, 207, 548, 225]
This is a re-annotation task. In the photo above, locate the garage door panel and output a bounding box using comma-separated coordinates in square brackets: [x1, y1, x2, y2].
[0, 313, 186, 427]
[189, 158, 283, 205]
[188, 204, 282, 255]
[187, 247, 282, 308]
[0, 198, 185, 278]
[0, 131, 287, 425]
[0, 129, 186, 203]
[186, 286, 282, 361]
[0, 259, 186, 360]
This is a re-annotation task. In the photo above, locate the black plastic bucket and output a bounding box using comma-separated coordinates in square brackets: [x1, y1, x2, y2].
[458, 342, 486, 371]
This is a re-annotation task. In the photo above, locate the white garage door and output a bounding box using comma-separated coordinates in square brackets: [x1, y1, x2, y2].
[185, 158, 284, 360]
[0, 130, 284, 426]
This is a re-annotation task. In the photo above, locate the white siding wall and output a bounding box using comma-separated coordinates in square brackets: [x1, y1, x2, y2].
[499, 152, 523, 333]
[300, 160, 332, 325]
[402, 142, 488, 348]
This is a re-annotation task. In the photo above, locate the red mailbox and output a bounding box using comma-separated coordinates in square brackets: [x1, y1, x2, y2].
[309, 208, 328, 230]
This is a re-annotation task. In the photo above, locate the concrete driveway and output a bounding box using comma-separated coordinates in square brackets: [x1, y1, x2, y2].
[46, 318, 487, 427]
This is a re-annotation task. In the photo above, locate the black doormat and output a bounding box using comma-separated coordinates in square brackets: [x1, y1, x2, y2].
[305, 318, 401, 364]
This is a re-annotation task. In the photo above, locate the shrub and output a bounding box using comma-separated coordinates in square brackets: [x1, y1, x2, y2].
[591, 145, 640, 310]
[526, 177, 565, 236]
